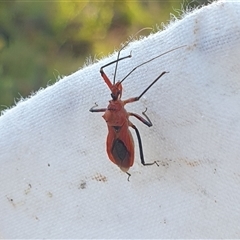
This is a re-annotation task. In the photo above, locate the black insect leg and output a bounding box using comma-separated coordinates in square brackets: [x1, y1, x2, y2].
[129, 108, 152, 127]
[89, 103, 107, 113]
[129, 122, 159, 167]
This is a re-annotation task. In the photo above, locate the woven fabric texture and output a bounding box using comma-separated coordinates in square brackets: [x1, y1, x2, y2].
[0, 0, 240, 238]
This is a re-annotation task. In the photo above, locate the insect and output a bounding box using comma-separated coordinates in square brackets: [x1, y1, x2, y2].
[90, 42, 186, 180]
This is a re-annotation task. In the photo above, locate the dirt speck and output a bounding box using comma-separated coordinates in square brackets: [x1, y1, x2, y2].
[92, 173, 107, 182]
[78, 180, 87, 189]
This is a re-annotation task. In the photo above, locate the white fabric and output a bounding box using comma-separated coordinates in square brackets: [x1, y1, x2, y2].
[1, 0, 240, 238]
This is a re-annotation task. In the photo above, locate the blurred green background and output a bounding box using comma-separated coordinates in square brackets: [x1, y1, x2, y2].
[0, 0, 208, 110]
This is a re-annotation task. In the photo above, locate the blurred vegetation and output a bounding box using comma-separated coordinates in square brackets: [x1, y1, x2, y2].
[0, 0, 209, 110]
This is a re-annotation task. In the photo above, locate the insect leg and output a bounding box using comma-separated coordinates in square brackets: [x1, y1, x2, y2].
[129, 108, 152, 127]
[129, 121, 159, 167]
[100, 54, 132, 73]
[100, 54, 132, 89]
[123, 71, 168, 105]
[89, 103, 107, 113]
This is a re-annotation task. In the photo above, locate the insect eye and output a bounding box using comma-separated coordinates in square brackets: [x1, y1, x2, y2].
[111, 93, 117, 100]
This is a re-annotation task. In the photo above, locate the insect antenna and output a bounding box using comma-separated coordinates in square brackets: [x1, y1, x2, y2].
[120, 45, 187, 84]
[113, 28, 153, 84]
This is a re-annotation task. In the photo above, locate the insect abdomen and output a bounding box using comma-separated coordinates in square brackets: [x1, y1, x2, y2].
[111, 139, 130, 169]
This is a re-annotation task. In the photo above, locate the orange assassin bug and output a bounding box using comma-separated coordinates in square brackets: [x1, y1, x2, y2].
[90, 42, 186, 180]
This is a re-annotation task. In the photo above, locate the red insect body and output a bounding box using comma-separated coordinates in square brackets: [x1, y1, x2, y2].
[102, 84, 134, 173]
[90, 44, 186, 180]
[104, 105, 134, 173]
